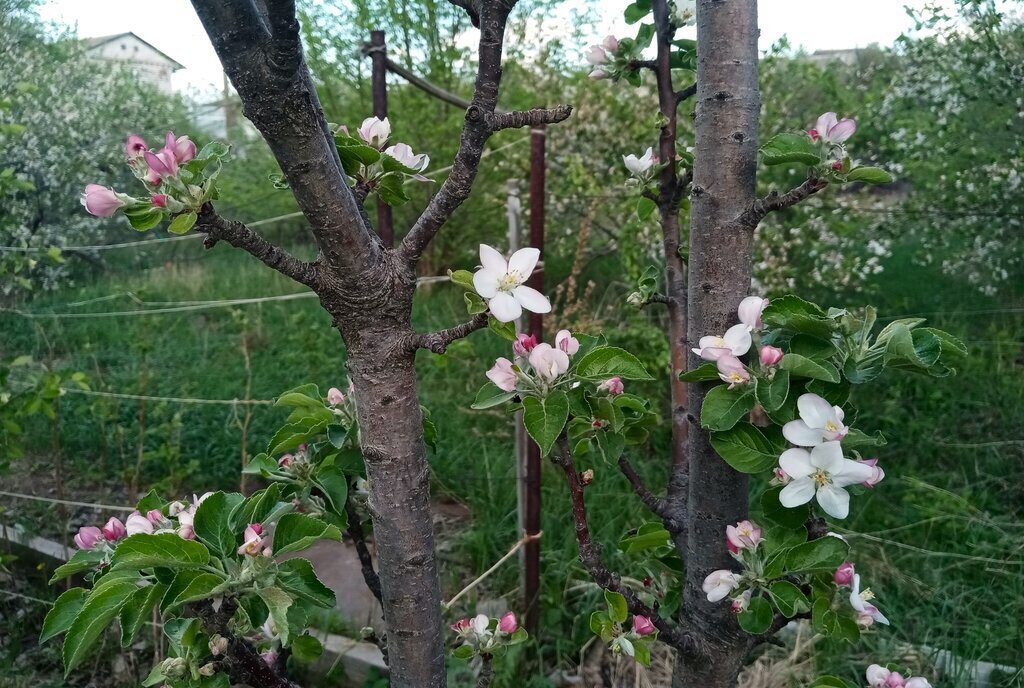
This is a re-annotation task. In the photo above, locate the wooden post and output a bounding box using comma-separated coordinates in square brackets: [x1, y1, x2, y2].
[523, 126, 546, 635]
[369, 30, 393, 247]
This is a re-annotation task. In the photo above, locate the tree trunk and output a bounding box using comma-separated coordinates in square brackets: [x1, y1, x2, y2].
[329, 265, 447, 688]
[676, 0, 761, 686]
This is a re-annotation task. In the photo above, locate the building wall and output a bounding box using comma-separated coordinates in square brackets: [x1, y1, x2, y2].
[87, 36, 176, 94]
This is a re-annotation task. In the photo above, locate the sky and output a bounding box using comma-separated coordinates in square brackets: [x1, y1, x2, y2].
[38, 0, 953, 95]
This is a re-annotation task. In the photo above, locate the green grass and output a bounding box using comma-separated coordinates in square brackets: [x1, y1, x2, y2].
[2, 238, 1023, 687]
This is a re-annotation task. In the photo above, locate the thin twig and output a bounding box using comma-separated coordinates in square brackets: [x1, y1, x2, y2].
[412, 313, 489, 354]
[617, 456, 684, 533]
[444, 531, 544, 610]
[736, 177, 829, 228]
[344, 497, 383, 604]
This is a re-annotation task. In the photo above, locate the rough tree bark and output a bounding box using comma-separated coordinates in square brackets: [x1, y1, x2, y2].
[189, 1, 570, 686]
[675, 0, 762, 686]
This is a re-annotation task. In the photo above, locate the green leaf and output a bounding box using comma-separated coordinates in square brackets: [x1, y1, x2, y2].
[40, 587, 88, 643]
[737, 596, 773, 634]
[700, 385, 755, 432]
[232, 484, 282, 529]
[760, 133, 821, 166]
[334, 139, 381, 177]
[632, 638, 652, 667]
[464, 291, 487, 314]
[471, 382, 517, 410]
[768, 581, 810, 618]
[604, 590, 628, 623]
[275, 384, 322, 408]
[167, 211, 197, 235]
[762, 295, 835, 338]
[710, 422, 783, 473]
[49, 549, 104, 583]
[883, 324, 941, 368]
[272, 513, 341, 557]
[118, 583, 165, 647]
[618, 522, 672, 553]
[842, 428, 886, 448]
[636, 196, 656, 221]
[487, 316, 517, 342]
[785, 537, 849, 573]
[313, 465, 349, 518]
[623, 0, 651, 23]
[780, 354, 841, 383]
[756, 369, 790, 412]
[136, 489, 164, 514]
[451, 644, 475, 659]
[376, 173, 410, 206]
[109, 533, 210, 571]
[788, 334, 836, 360]
[194, 491, 243, 557]
[521, 391, 570, 456]
[277, 558, 336, 608]
[291, 634, 324, 661]
[241, 452, 279, 476]
[256, 587, 294, 645]
[125, 208, 164, 232]
[162, 617, 202, 656]
[846, 166, 893, 184]
[590, 610, 612, 640]
[574, 346, 653, 381]
[162, 570, 226, 611]
[267, 418, 329, 455]
[62, 578, 140, 674]
[678, 363, 720, 382]
[197, 141, 230, 160]
[448, 269, 475, 291]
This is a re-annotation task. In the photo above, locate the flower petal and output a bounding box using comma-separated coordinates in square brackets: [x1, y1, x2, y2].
[815, 112, 838, 137]
[782, 420, 825, 447]
[815, 484, 850, 519]
[809, 440, 845, 472]
[512, 285, 551, 314]
[697, 346, 732, 362]
[723, 323, 752, 355]
[779, 477, 816, 508]
[507, 247, 540, 279]
[797, 393, 835, 429]
[829, 118, 856, 143]
[473, 269, 501, 298]
[479, 244, 507, 274]
[488, 292, 522, 323]
[779, 448, 815, 478]
[831, 458, 877, 488]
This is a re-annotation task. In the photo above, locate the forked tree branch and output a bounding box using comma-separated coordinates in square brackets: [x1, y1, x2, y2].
[196, 204, 320, 289]
[617, 456, 685, 533]
[194, 598, 299, 688]
[399, 0, 572, 265]
[555, 439, 701, 657]
[736, 177, 829, 229]
[675, 82, 697, 104]
[412, 313, 489, 354]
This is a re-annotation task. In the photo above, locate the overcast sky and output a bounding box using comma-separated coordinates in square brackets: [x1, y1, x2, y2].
[39, 0, 955, 94]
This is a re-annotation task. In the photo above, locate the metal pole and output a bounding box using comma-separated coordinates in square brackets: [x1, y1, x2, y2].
[523, 126, 546, 635]
[508, 179, 531, 595]
[370, 30, 393, 247]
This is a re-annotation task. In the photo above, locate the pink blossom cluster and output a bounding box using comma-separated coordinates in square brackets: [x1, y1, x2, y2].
[691, 295, 769, 388]
[73, 492, 213, 551]
[487, 329, 587, 391]
[866, 665, 931, 688]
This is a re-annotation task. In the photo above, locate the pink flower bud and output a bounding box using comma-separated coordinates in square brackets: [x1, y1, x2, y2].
[261, 650, 278, 667]
[178, 525, 195, 540]
[834, 561, 855, 586]
[102, 517, 127, 542]
[151, 194, 167, 208]
[585, 45, 608, 66]
[486, 357, 518, 392]
[731, 590, 751, 614]
[555, 330, 580, 355]
[357, 116, 391, 147]
[209, 634, 228, 656]
[759, 345, 784, 366]
[498, 611, 518, 634]
[146, 509, 165, 525]
[737, 296, 769, 330]
[598, 377, 624, 396]
[832, 160, 843, 170]
[885, 674, 906, 688]
[580, 469, 594, 485]
[74, 526, 102, 550]
[168, 132, 196, 164]
[858, 459, 885, 487]
[278, 454, 293, 468]
[125, 134, 148, 158]
[632, 615, 655, 636]
[808, 128, 819, 142]
[144, 148, 178, 181]
[126, 512, 154, 535]
[168, 501, 186, 516]
[601, 35, 619, 53]
[773, 466, 791, 485]
[81, 184, 126, 217]
[249, 522, 263, 536]
[450, 618, 471, 634]
[512, 333, 538, 356]
[327, 387, 346, 406]
[588, 68, 608, 80]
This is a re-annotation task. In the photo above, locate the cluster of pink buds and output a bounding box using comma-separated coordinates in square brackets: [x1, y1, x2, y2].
[597, 376, 625, 396]
[585, 35, 619, 80]
[866, 665, 932, 688]
[238, 523, 272, 557]
[450, 611, 520, 655]
[487, 329, 581, 393]
[74, 493, 212, 552]
[340, 116, 430, 181]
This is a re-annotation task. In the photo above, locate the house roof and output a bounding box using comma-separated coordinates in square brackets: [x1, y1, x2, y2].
[84, 32, 186, 71]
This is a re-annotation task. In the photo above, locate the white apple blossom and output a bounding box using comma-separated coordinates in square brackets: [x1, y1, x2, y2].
[357, 116, 391, 147]
[850, 574, 890, 626]
[778, 441, 875, 519]
[716, 354, 750, 388]
[692, 323, 752, 361]
[782, 393, 849, 446]
[623, 147, 655, 178]
[383, 142, 429, 173]
[472, 244, 551, 323]
[673, 0, 697, 26]
[585, 45, 609, 66]
[702, 569, 741, 602]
